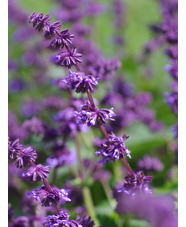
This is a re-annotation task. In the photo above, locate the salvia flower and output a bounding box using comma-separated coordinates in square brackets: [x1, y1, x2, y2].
[8, 138, 24, 159]
[95, 132, 131, 164]
[44, 21, 61, 39]
[31, 185, 71, 207]
[63, 71, 99, 93]
[22, 164, 50, 182]
[115, 193, 178, 227]
[50, 29, 74, 49]
[74, 101, 115, 126]
[29, 12, 50, 31]
[43, 210, 82, 227]
[114, 170, 153, 198]
[8, 139, 37, 168]
[10, 216, 29, 227]
[14, 146, 37, 168]
[51, 48, 82, 68]
[76, 215, 95, 227]
[22, 117, 45, 135]
[138, 155, 163, 172]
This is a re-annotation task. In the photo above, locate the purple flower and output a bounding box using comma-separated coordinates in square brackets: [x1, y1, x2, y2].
[44, 21, 61, 39]
[115, 193, 178, 227]
[14, 146, 37, 168]
[63, 71, 98, 93]
[114, 170, 153, 198]
[51, 48, 82, 68]
[22, 164, 50, 182]
[76, 215, 95, 227]
[164, 92, 178, 113]
[10, 216, 29, 227]
[50, 29, 74, 49]
[31, 185, 71, 207]
[138, 155, 163, 172]
[46, 144, 76, 168]
[29, 12, 50, 31]
[8, 138, 24, 159]
[171, 124, 178, 139]
[74, 101, 115, 126]
[95, 132, 131, 164]
[43, 210, 81, 227]
[22, 117, 45, 135]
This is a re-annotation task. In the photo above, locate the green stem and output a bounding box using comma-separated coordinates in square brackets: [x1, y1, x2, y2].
[82, 186, 100, 226]
[101, 181, 116, 209]
[75, 135, 85, 181]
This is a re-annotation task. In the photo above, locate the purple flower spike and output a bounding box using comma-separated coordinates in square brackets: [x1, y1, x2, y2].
[50, 29, 74, 49]
[64, 71, 99, 93]
[74, 101, 115, 126]
[31, 185, 71, 207]
[43, 210, 82, 227]
[51, 48, 82, 68]
[95, 132, 131, 164]
[22, 164, 50, 182]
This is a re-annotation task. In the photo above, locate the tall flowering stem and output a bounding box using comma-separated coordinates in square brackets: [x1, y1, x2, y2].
[28, 11, 135, 177]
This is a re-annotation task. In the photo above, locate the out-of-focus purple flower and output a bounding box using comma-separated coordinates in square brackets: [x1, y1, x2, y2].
[8, 204, 13, 221]
[76, 215, 95, 227]
[51, 48, 82, 68]
[10, 216, 29, 227]
[95, 132, 131, 164]
[74, 101, 115, 126]
[20, 100, 43, 118]
[43, 210, 82, 227]
[138, 155, 163, 172]
[113, 170, 152, 198]
[164, 44, 178, 59]
[150, 121, 164, 132]
[31, 185, 71, 207]
[22, 164, 50, 182]
[63, 71, 98, 93]
[164, 92, 178, 113]
[43, 96, 67, 110]
[171, 124, 178, 139]
[8, 60, 18, 71]
[22, 117, 45, 135]
[9, 78, 26, 93]
[8, 111, 28, 140]
[115, 193, 178, 227]
[46, 143, 76, 168]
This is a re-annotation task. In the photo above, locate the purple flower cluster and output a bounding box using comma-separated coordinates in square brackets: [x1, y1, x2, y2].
[63, 71, 98, 93]
[115, 193, 178, 227]
[31, 185, 71, 207]
[95, 133, 131, 164]
[114, 170, 153, 198]
[74, 101, 115, 126]
[8, 138, 37, 168]
[22, 164, 50, 182]
[43, 210, 81, 227]
[138, 155, 163, 172]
